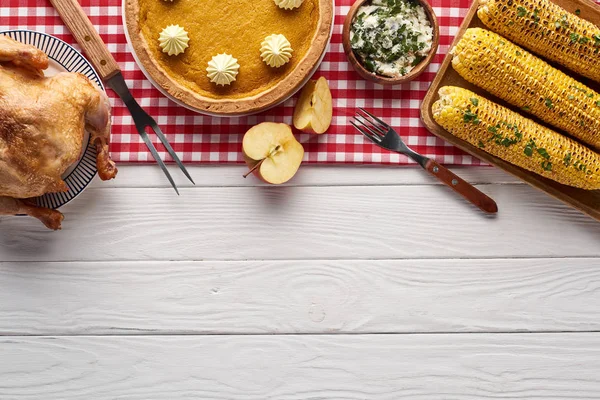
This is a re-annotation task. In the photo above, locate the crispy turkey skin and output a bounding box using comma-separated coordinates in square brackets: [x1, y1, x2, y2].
[0, 35, 117, 229]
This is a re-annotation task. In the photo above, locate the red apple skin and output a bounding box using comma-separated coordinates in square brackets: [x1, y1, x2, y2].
[243, 150, 270, 184]
[243, 150, 305, 185]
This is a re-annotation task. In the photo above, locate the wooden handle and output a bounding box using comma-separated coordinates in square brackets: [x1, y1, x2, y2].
[48, 0, 120, 80]
[425, 159, 498, 214]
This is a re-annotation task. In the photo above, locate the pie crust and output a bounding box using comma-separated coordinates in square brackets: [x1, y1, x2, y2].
[125, 0, 333, 116]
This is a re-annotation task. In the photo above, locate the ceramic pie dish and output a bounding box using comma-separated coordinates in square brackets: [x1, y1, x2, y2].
[124, 0, 334, 116]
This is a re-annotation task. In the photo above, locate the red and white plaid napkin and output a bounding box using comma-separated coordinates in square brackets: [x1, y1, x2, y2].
[1, 0, 482, 165]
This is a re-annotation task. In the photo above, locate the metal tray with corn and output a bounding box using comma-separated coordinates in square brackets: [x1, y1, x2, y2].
[421, 0, 600, 221]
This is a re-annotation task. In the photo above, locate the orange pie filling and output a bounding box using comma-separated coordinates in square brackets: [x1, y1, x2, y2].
[137, 0, 321, 99]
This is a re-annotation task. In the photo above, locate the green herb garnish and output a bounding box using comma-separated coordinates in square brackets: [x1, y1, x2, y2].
[570, 32, 580, 43]
[560, 14, 569, 27]
[524, 138, 537, 157]
[350, 0, 434, 77]
[490, 125, 522, 148]
[532, 9, 540, 24]
[463, 108, 480, 124]
[537, 148, 550, 159]
[364, 59, 377, 73]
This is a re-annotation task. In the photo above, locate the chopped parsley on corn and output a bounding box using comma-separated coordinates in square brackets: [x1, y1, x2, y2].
[432, 86, 600, 190]
[477, 0, 600, 83]
[450, 28, 600, 151]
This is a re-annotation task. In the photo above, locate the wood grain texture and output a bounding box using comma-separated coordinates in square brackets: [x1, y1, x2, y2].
[424, 159, 498, 213]
[1, 185, 599, 262]
[98, 165, 522, 188]
[1, 258, 599, 335]
[1, 334, 600, 399]
[48, 0, 120, 80]
[3, 1, 599, 394]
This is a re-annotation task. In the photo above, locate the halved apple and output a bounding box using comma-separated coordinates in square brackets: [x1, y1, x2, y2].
[242, 122, 305, 184]
[293, 76, 333, 134]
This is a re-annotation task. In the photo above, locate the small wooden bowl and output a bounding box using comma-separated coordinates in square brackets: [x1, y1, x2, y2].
[342, 0, 440, 85]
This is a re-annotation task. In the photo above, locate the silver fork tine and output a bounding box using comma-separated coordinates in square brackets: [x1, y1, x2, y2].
[356, 110, 387, 136]
[138, 129, 180, 195]
[351, 107, 499, 214]
[149, 121, 195, 185]
[352, 117, 384, 140]
[359, 107, 391, 130]
[351, 120, 381, 143]
[355, 114, 386, 137]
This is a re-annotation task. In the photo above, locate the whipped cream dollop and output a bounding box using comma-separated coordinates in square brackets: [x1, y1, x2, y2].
[158, 25, 189, 56]
[206, 54, 240, 86]
[260, 34, 293, 68]
[274, 0, 305, 10]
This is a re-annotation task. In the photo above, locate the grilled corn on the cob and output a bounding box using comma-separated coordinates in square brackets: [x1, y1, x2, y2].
[432, 86, 600, 190]
[477, 0, 600, 83]
[451, 28, 600, 151]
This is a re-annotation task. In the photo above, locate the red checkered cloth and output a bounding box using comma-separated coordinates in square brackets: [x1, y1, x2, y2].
[2, 0, 482, 165]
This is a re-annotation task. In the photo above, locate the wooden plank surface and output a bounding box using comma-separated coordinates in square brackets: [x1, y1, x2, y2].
[100, 165, 522, 188]
[0, 258, 599, 335]
[1, 333, 599, 399]
[1, 184, 598, 262]
[2, 164, 598, 398]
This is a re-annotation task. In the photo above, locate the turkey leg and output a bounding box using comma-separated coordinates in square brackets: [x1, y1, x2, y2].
[0, 35, 48, 72]
[0, 197, 64, 230]
[85, 90, 118, 180]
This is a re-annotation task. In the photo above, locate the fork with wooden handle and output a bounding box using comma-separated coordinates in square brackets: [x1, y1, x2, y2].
[48, 0, 194, 194]
[351, 108, 498, 214]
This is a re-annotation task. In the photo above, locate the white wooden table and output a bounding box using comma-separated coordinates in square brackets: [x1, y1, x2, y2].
[1, 164, 599, 399]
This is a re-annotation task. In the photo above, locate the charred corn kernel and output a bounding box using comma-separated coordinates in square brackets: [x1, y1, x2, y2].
[432, 86, 600, 190]
[477, 0, 600, 83]
[451, 28, 600, 151]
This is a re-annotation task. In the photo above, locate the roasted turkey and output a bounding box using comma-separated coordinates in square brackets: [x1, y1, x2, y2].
[0, 35, 117, 230]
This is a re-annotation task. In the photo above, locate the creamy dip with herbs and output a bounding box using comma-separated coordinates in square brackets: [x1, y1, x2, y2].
[350, 0, 434, 77]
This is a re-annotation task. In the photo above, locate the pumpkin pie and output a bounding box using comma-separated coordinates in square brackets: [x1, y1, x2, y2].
[125, 0, 333, 115]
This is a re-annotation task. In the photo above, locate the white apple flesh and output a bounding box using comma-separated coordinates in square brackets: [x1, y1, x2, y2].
[293, 76, 333, 134]
[242, 122, 305, 184]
